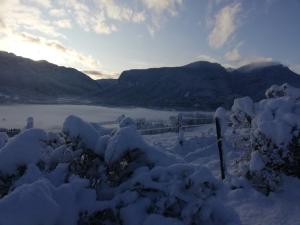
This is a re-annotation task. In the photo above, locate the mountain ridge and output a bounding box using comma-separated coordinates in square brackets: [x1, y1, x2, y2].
[94, 60, 300, 110]
[1, 51, 300, 110]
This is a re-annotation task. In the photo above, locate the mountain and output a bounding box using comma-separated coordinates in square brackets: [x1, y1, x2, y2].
[1, 51, 299, 110]
[229, 63, 300, 100]
[94, 61, 300, 110]
[96, 79, 118, 89]
[0, 51, 100, 103]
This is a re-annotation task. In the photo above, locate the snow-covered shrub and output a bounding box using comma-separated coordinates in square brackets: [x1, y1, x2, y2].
[79, 165, 238, 225]
[0, 115, 239, 225]
[119, 116, 137, 129]
[228, 97, 255, 163]
[63, 115, 110, 150]
[78, 208, 120, 225]
[0, 132, 8, 149]
[66, 149, 104, 188]
[103, 126, 181, 187]
[265, 83, 300, 99]
[231, 96, 254, 129]
[265, 84, 285, 98]
[228, 84, 300, 194]
[0, 165, 26, 198]
[0, 129, 48, 174]
[25, 116, 34, 129]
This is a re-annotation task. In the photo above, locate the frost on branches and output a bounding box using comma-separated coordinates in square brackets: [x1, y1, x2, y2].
[228, 83, 300, 194]
[0, 115, 239, 225]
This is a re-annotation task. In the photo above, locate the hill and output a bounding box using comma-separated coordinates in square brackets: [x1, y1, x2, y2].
[0, 51, 100, 103]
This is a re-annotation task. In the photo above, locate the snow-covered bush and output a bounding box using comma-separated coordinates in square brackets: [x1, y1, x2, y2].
[25, 116, 34, 129]
[79, 165, 238, 225]
[119, 116, 137, 129]
[227, 83, 300, 194]
[0, 115, 239, 225]
[0, 132, 8, 148]
[265, 83, 300, 99]
[231, 96, 254, 129]
[63, 115, 110, 150]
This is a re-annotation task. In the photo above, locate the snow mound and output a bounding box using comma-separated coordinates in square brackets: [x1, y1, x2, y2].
[249, 151, 265, 172]
[63, 115, 108, 150]
[119, 116, 137, 128]
[0, 129, 47, 173]
[105, 126, 181, 166]
[94, 134, 110, 157]
[0, 178, 95, 225]
[232, 96, 255, 117]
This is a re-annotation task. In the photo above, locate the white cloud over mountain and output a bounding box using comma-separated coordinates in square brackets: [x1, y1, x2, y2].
[208, 3, 241, 49]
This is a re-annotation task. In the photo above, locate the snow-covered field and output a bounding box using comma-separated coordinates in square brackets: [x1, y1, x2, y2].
[0, 104, 182, 130]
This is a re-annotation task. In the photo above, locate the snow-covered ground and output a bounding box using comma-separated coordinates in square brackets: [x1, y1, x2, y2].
[0, 104, 183, 130]
[144, 129, 300, 225]
[0, 113, 299, 225]
[1, 83, 300, 225]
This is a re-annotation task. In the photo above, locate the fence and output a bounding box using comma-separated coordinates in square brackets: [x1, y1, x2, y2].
[0, 128, 21, 137]
[0, 113, 226, 181]
[139, 113, 213, 135]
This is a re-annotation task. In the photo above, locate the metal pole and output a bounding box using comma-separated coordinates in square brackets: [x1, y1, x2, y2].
[215, 117, 225, 180]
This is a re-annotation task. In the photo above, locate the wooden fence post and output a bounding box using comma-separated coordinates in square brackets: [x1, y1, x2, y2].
[178, 114, 184, 145]
[215, 117, 225, 180]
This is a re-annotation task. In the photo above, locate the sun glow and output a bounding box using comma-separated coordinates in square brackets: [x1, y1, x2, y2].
[0, 34, 65, 66]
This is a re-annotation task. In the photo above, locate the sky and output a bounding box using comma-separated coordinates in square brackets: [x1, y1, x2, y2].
[0, 0, 299, 79]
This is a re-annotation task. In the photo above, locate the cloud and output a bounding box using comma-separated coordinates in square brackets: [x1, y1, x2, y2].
[0, 0, 63, 37]
[131, 11, 147, 23]
[27, 0, 52, 8]
[208, 3, 241, 49]
[60, 0, 118, 35]
[0, 19, 5, 28]
[1, 0, 185, 38]
[97, 0, 145, 23]
[20, 32, 42, 44]
[225, 55, 274, 69]
[83, 70, 118, 79]
[0, 32, 104, 77]
[141, 0, 184, 34]
[19, 32, 68, 52]
[83, 70, 105, 76]
[238, 56, 273, 66]
[49, 9, 67, 17]
[195, 54, 219, 63]
[290, 65, 300, 75]
[224, 42, 243, 61]
[142, 0, 183, 15]
[225, 48, 240, 61]
[53, 19, 72, 29]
